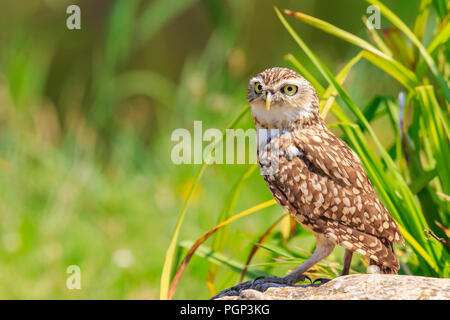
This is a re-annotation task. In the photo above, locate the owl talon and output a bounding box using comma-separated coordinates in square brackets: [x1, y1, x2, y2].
[299, 274, 313, 284]
[254, 274, 311, 285]
[312, 278, 331, 285]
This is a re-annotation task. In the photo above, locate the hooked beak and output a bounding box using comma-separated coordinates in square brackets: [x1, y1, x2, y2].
[265, 92, 272, 110]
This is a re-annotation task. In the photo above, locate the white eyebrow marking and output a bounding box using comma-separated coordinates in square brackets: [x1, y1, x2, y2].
[249, 76, 263, 85]
[273, 79, 304, 91]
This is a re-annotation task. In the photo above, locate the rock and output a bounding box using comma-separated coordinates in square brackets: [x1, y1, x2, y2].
[212, 274, 450, 300]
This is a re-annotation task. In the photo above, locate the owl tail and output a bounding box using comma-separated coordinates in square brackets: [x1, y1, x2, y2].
[381, 266, 398, 274]
[370, 239, 398, 274]
[316, 219, 400, 274]
[369, 259, 398, 274]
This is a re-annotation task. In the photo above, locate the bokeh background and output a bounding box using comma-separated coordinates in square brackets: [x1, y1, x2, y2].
[0, 0, 446, 299]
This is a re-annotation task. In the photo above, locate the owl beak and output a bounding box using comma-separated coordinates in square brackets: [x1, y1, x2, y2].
[265, 92, 272, 110]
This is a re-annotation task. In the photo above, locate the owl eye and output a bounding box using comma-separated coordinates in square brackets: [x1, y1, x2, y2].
[254, 82, 263, 94]
[282, 85, 298, 96]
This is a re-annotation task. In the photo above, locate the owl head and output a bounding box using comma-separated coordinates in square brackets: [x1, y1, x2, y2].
[248, 67, 319, 129]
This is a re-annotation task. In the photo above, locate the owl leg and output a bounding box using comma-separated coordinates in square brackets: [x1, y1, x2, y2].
[256, 234, 335, 285]
[341, 249, 353, 275]
[313, 248, 353, 284]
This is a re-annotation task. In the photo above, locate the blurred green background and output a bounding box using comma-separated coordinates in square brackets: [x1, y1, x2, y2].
[0, 0, 446, 299]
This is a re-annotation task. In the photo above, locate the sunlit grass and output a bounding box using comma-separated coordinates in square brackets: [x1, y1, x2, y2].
[164, 0, 449, 299]
[0, 0, 448, 300]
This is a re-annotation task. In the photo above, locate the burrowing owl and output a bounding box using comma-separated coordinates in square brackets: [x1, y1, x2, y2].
[248, 67, 403, 284]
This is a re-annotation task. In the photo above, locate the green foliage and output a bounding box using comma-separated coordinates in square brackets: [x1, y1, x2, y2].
[0, 0, 448, 300]
[165, 1, 449, 299]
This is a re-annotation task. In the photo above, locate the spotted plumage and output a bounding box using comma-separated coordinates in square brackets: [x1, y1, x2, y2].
[248, 67, 403, 281]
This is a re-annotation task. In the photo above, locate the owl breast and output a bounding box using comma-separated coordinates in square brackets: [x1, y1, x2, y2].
[257, 131, 318, 227]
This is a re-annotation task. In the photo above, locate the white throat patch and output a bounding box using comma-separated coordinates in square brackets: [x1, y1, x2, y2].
[251, 101, 313, 129]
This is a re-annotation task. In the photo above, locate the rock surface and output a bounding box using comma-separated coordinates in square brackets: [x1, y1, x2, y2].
[212, 274, 450, 300]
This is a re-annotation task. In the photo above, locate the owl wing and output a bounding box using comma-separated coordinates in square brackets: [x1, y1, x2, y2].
[291, 127, 403, 244]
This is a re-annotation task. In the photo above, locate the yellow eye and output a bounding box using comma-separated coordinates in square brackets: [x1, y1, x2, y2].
[254, 82, 263, 94]
[283, 85, 297, 96]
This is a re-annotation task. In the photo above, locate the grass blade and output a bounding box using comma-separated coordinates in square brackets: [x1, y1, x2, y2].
[320, 51, 364, 118]
[432, 0, 448, 20]
[397, 224, 439, 273]
[179, 241, 268, 280]
[413, 0, 432, 40]
[382, 28, 415, 68]
[284, 9, 391, 60]
[416, 19, 450, 77]
[284, 8, 420, 90]
[416, 86, 450, 224]
[361, 50, 418, 90]
[362, 15, 393, 57]
[367, 0, 450, 101]
[409, 168, 438, 194]
[167, 199, 276, 299]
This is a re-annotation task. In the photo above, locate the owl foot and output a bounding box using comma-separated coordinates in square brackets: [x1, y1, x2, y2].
[367, 265, 382, 274]
[254, 274, 311, 285]
[312, 277, 331, 285]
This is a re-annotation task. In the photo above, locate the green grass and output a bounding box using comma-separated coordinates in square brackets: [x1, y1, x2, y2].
[163, 0, 449, 299]
[0, 0, 448, 300]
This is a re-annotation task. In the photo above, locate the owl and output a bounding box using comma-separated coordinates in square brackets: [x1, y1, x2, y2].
[248, 67, 404, 284]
